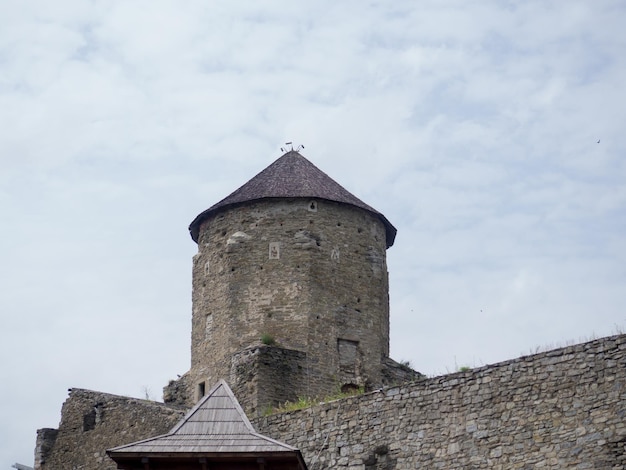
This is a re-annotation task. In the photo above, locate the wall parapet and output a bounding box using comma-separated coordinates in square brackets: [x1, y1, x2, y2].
[254, 333, 626, 469]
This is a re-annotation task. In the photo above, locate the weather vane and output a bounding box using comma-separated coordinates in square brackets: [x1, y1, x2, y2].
[281, 142, 305, 152]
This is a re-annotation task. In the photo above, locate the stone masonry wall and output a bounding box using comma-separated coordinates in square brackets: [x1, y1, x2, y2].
[188, 198, 390, 408]
[230, 345, 307, 416]
[36, 388, 184, 470]
[37, 335, 626, 469]
[254, 334, 626, 469]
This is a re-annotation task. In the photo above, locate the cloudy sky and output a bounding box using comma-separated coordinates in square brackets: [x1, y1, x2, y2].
[2, 0, 625, 466]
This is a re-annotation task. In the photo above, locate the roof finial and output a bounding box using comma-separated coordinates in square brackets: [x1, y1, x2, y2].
[280, 142, 304, 153]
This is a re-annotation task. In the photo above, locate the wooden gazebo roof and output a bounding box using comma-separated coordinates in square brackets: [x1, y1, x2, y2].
[107, 380, 308, 469]
[188, 150, 397, 248]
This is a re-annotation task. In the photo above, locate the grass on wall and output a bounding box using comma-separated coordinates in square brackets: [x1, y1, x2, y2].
[263, 386, 365, 415]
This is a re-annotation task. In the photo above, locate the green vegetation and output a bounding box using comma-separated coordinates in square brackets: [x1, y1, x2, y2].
[260, 333, 276, 346]
[264, 386, 365, 415]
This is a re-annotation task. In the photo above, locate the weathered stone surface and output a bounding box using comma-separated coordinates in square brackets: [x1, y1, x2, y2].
[381, 356, 423, 386]
[35, 389, 184, 470]
[162, 372, 192, 407]
[254, 334, 626, 470]
[36, 334, 626, 469]
[230, 345, 307, 414]
[34, 428, 57, 469]
[186, 198, 392, 412]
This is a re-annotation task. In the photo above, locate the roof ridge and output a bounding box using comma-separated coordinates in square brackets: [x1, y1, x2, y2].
[168, 379, 254, 434]
[107, 380, 302, 457]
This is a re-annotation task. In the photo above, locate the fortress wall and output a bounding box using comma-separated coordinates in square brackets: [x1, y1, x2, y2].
[255, 334, 626, 470]
[36, 335, 626, 470]
[35, 389, 184, 470]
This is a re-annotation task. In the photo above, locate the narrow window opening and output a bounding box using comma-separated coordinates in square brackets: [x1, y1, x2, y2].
[82, 403, 103, 432]
[205, 313, 213, 339]
[83, 411, 96, 431]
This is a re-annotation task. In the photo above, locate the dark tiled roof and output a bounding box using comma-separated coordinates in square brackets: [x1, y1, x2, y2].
[189, 151, 396, 247]
[107, 380, 307, 468]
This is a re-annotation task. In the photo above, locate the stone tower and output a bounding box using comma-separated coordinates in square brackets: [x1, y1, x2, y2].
[165, 151, 415, 414]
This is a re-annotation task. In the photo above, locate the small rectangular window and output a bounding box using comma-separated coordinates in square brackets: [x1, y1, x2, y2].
[269, 242, 280, 259]
[338, 338, 359, 368]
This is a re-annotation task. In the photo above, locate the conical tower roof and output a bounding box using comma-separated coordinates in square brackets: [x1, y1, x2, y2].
[189, 151, 396, 247]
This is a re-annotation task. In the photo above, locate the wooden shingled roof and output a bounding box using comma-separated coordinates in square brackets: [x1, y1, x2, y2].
[189, 151, 397, 248]
[107, 380, 308, 469]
